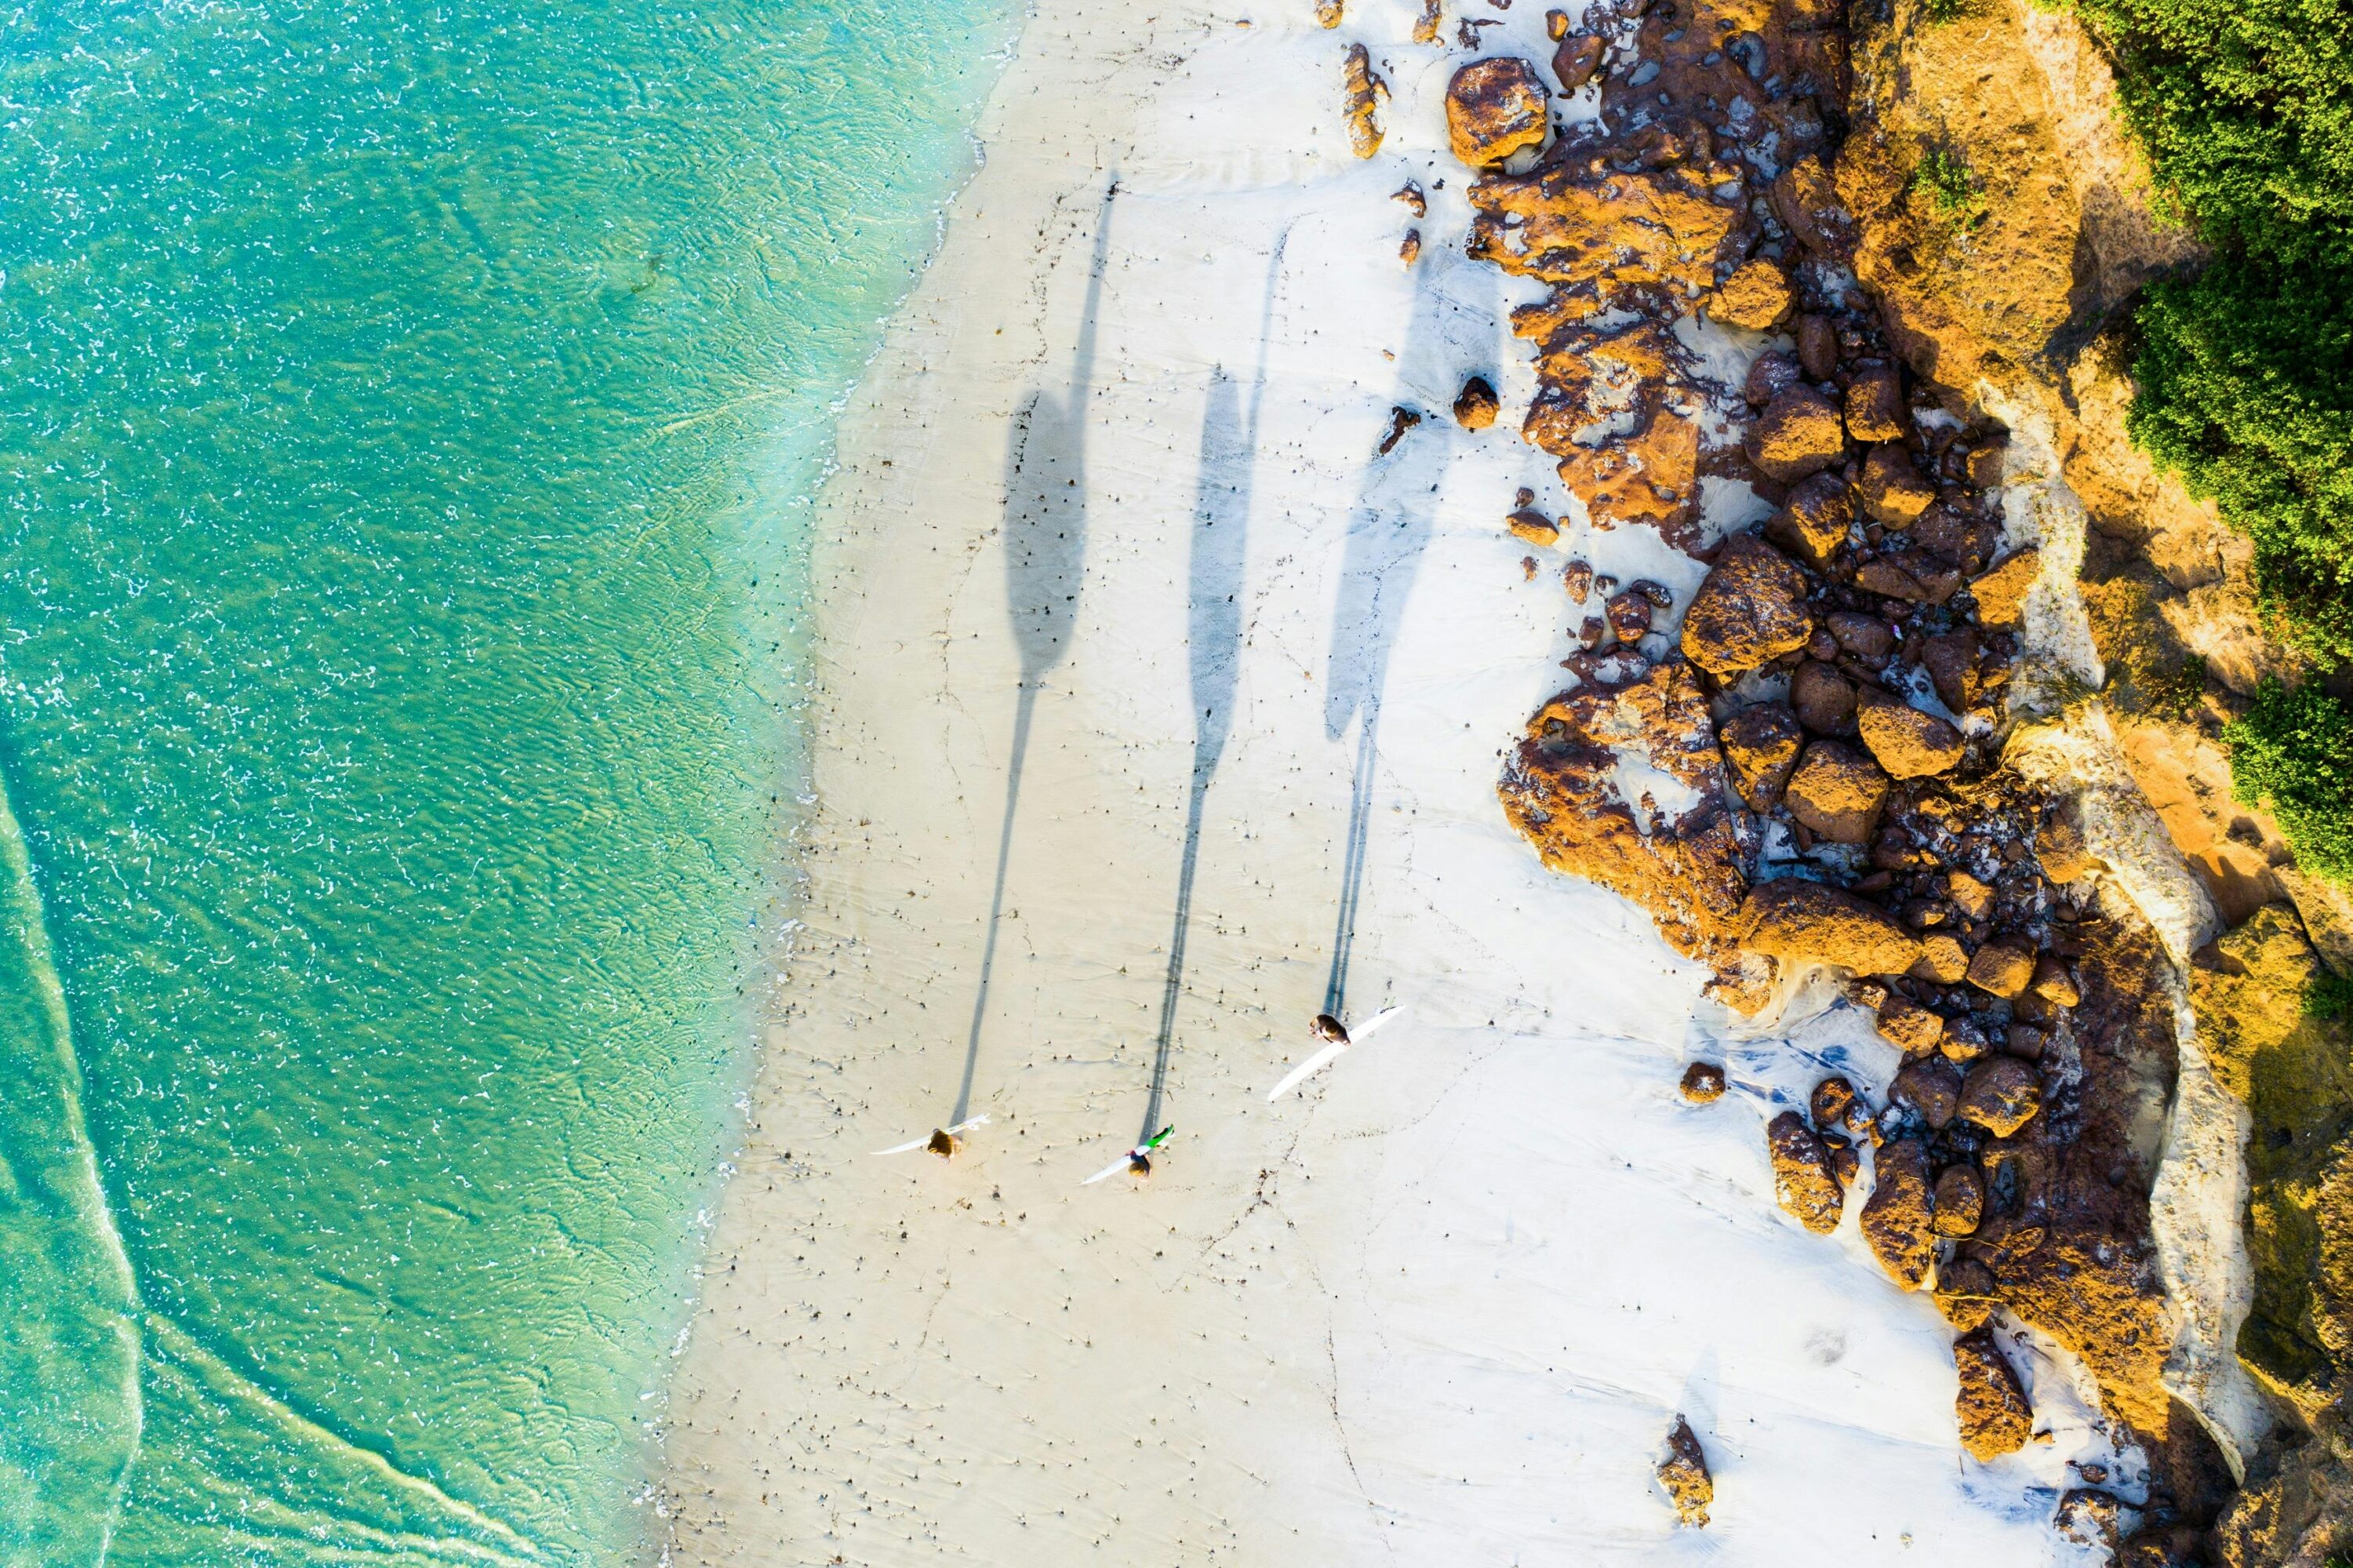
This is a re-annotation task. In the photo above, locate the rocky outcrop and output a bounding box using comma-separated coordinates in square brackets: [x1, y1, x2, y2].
[1498, 661, 1757, 983]
[1462, 0, 2253, 1527]
[2193, 908, 2353, 1427]
[2213, 1424, 2353, 1568]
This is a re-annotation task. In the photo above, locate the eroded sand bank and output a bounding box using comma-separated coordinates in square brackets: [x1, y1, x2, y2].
[656, 0, 2134, 1557]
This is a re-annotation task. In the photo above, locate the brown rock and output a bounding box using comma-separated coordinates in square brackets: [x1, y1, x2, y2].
[1829, 1137, 1862, 1188]
[1657, 1415, 1712, 1528]
[1966, 940, 2036, 999]
[1959, 1057, 2041, 1136]
[1771, 155, 1853, 256]
[1344, 45, 1386, 159]
[1768, 1110, 1845, 1234]
[1947, 870, 1993, 920]
[1875, 997, 1945, 1056]
[1810, 1075, 1857, 1131]
[1827, 611, 1896, 661]
[1962, 437, 2006, 490]
[1861, 1137, 1937, 1290]
[1796, 314, 1839, 381]
[1562, 558, 1592, 602]
[1411, 0, 1442, 42]
[2055, 1490, 2126, 1553]
[1933, 1164, 1985, 1235]
[1740, 878, 1924, 976]
[1969, 548, 2042, 629]
[1378, 404, 1420, 455]
[1400, 229, 1423, 266]
[1858, 445, 1936, 525]
[1680, 1061, 1726, 1102]
[1911, 933, 1970, 984]
[1718, 704, 1803, 810]
[1767, 473, 1853, 568]
[1853, 558, 1930, 601]
[1953, 1327, 2034, 1461]
[1920, 629, 1980, 713]
[1892, 1057, 1964, 1130]
[1708, 259, 1792, 330]
[1315, 0, 1343, 24]
[1910, 502, 1988, 569]
[1935, 1256, 1999, 1332]
[1857, 697, 1966, 778]
[1507, 508, 1559, 547]
[1746, 387, 1846, 483]
[2031, 954, 2079, 1006]
[1445, 56, 1548, 167]
[1606, 591, 1653, 641]
[1744, 351, 1803, 409]
[1791, 661, 1858, 737]
[2005, 1024, 2047, 1061]
[1453, 376, 1499, 430]
[1844, 366, 1906, 443]
[1783, 740, 1889, 845]
[2035, 813, 2093, 884]
[1551, 33, 1603, 91]
[1679, 536, 1813, 677]
[1939, 1017, 1993, 1064]
[1393, 181, 1427, 217]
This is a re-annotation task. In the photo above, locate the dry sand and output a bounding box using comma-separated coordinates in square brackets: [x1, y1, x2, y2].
[654, 0, 2142, 1558]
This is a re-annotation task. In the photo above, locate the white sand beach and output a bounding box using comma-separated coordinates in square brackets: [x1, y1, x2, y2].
[654, 0, 2141, 1557]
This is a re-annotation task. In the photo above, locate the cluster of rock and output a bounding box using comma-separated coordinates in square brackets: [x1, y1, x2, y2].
[1410, 0, 2204, 1540]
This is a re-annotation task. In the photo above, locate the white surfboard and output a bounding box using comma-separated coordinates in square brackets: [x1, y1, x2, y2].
[873, 1115, 989, 1156]
[1079, 1151, 1140, 1186]
[1264, 1006, 1402, 1101]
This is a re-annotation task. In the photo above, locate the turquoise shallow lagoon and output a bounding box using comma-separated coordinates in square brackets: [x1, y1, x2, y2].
[0, 1, 1013, 1561]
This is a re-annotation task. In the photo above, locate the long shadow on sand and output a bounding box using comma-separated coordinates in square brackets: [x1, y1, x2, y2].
[952, 185, 1114, 1127]
[1137, 236, 1289, 1141]
[1321, 258, 1497, 1018]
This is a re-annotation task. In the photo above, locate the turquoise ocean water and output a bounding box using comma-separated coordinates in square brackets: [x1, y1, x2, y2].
[0, 2, 1013, 1562]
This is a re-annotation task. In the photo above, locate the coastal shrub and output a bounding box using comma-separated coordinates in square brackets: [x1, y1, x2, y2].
[2062, 0, 2353, 880]
[2137, 650, 2209, 722]
[2072, 0, 2353, 264]
[2225, 680, 2353, 885]
[1913, 148, 1986, 230]
[2310, 968, 2353, 1023]
[2126, 250, 2353, 664]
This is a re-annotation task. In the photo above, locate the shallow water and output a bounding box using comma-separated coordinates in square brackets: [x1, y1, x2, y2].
[0, 1, 1013, 1560]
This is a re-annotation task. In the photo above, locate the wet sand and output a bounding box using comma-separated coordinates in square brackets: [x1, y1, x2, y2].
[654, 0, 2133, 1558]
